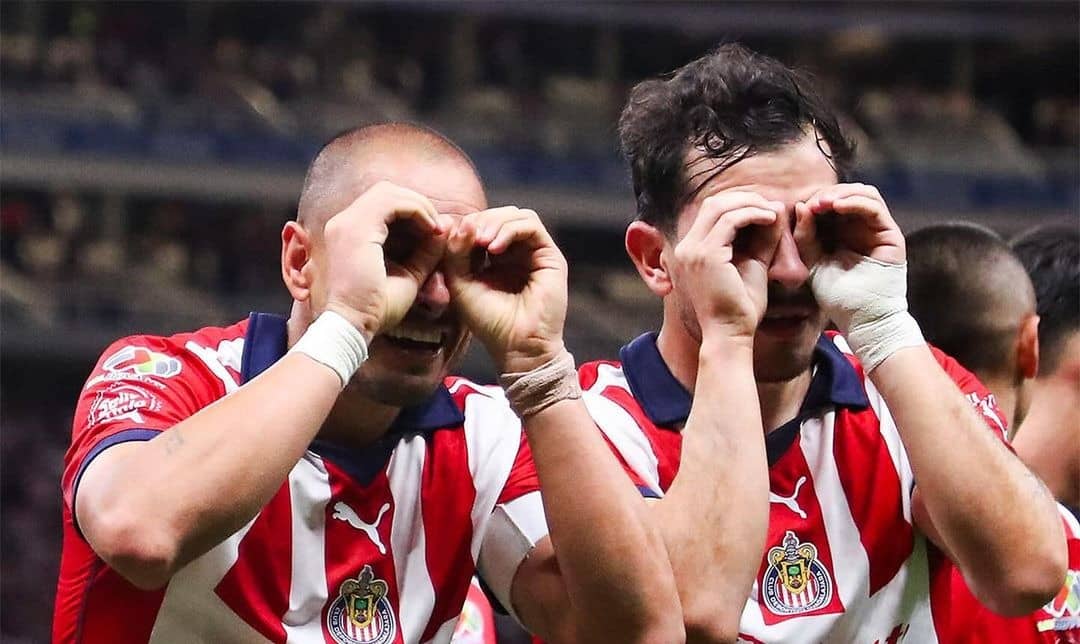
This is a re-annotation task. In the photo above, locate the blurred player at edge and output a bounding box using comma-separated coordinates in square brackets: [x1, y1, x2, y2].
[572, 43, 1066, 643]
[53, 123, 688, 643]
[1011, 225, 1080, 516]
[907, 222, 1080, 642]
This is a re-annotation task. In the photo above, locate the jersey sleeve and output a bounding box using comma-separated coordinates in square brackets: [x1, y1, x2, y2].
[929, 344, 1011, 442]
[477, 430, 548, 621]
[931, 505, 1080, 643]
[63, 336, 224, 529]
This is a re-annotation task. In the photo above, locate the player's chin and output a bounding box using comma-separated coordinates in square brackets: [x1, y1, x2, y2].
[349, 368, 446, 407]
[752, 333, 819, 382]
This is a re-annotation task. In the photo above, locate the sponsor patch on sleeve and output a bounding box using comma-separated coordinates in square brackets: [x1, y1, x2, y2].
[86, 382, 164, 427]
[85, 346, 182, 391]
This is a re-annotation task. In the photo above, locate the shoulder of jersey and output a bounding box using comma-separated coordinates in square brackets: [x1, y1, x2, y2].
[578, 359, 624, 393]
[445, 375, 509, 409]
[90, 319, 250, 386]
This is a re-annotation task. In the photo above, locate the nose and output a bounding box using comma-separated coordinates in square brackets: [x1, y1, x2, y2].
[769, 229, 811, 291]
[414, 270, 450, 319]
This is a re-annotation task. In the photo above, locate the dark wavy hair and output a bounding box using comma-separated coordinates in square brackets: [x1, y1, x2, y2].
[1011, 225, 1080, 375]
[618, 43, 855, 233]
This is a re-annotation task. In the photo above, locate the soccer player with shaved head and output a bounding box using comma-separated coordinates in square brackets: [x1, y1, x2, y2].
[53, 122, 689, 643]
[907, 222, 1040, 432]
[907, 222, 1080, 643]
[573, 43, 1066, 642]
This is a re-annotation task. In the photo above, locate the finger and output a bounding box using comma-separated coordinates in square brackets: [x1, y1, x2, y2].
[487, 215, 551, 255]
[443, 213, 480, 278]
[701, 207, 779, 249]
[828, 195, 893, 224]
[396, 227, 447, 284]
[386, 189, 441, 234]
[472, 206, 533, 244]
[805, 183, 884, 215]
[688, 192, 779, 244]
[793, 200, 823, 266]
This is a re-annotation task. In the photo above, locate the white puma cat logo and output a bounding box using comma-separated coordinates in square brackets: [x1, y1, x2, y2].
[332, 501, 390, 555]
[769, 476, 808, 519]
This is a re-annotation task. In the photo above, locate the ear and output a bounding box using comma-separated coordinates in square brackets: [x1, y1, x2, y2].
[625, 221, 673, 298]
[1017, 313, 1040, 380]
[281, 221, 314, 303]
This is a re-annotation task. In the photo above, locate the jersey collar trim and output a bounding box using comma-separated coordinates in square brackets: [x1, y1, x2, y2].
[618, 331, 869, 429]
[240, 312, 465, 433]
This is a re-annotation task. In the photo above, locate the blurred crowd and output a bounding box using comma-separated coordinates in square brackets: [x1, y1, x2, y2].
[1, 190, 283, 293]
[2, 2, 1077, 158]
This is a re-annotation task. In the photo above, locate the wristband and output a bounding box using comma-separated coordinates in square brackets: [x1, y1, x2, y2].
[810, 254, 925, 372]
[498, 350, 581, 419]
[289, 310, 368, 388]
[845, 309, 924, 373]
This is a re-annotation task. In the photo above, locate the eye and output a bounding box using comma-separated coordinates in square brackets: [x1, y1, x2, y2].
[815, 210, 841, 253]
[733, 223, 771, 255]
[384, 220, 421, 264]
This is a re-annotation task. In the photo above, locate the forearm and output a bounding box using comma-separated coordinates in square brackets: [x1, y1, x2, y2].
[524, 397, 683, 643]
[872, 345, 1065, 612]
[80, 353, 340, 580]
[651, 337, 769, 640]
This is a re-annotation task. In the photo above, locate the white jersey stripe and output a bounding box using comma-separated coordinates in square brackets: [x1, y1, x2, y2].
[282, 453, 331, 641]
[581, 376, 662, 494]
[459, 383, 522, 562]
[388, 435, 436, 644]
[185, 340, 240, 394]
[149, 518, 264, 643]
[865, 376, 916, 521]
[797, 414, 871, 643]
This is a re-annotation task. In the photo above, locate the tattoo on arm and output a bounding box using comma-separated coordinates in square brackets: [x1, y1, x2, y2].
[163, 427, 185, 456]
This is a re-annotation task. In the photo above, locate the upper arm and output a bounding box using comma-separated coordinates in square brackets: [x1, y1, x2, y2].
[64, 339, 216, 542]
[508, 537, 575, 643]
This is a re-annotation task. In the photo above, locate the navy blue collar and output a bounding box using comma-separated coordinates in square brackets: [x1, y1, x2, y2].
[619, 331, 869, 430]
[240, 313, 465, 483]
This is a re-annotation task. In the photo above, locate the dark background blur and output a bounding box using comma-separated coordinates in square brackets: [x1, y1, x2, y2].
[1, 2, 1077, 641]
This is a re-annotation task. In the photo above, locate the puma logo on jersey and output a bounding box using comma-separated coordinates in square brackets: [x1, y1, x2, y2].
[769, 476, 807, 519]
[332, 501, 390, 555]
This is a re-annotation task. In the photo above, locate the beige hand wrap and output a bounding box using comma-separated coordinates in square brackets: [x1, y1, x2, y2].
[498, 350, 582, 419]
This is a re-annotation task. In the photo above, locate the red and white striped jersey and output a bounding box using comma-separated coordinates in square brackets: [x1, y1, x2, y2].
[54, 313, 548, 644]
[449, 579, 497, 644]
[579, 331, 1010, 643]
[931, 505, 1080, 644]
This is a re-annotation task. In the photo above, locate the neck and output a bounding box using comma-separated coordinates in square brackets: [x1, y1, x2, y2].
[757, 371, 813, 433]
[655, 324, 705, 396]
[320, 396, 400, 449]
[978, 372, 1021, 433]
[288, 310, 400, 449]
[655, 317, 813, 435]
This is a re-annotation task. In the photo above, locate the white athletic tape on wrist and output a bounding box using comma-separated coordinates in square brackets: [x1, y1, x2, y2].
[289, 310, 368, 388]
[810, 253, 925, 372]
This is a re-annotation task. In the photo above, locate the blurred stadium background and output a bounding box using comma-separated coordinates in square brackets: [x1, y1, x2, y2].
[1, 1, 1077, 640]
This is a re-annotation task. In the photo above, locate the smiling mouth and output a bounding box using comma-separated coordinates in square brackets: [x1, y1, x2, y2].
[383, 324, 447, 352]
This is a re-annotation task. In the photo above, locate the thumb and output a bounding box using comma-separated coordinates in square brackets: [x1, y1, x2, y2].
[794, 201, 822, 267]
[401, 228, 446, 286]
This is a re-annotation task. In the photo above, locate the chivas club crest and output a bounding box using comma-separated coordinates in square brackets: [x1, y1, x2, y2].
[327, 566, 397, 644]
[762, 531, 833, 615]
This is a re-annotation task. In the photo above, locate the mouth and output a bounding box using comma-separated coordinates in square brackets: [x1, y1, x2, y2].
[382, 324, 447, 353]
[759, 309, 813, 336]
